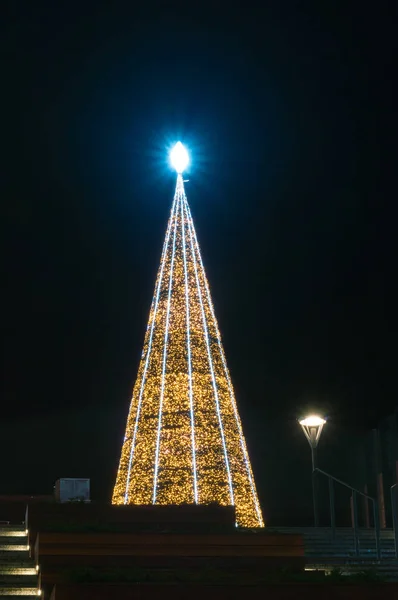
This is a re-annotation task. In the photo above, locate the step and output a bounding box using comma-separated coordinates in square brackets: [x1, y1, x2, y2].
[0, 559, 35, 566]
[304, 539, 394, 544]
[307, 563, 398, 571]
[304, 544, 395, 554]
[306, 564, 398, 581]
[305, 547, 394, 552]
[304, 539, 394, 543]
[0, 561, 34, 570]
[305, 549, 394, 553]
[0, 575, 38, 584]
[306, 542, 394, 547]
[0, 552, 30, 561]
[0, 540, 28, 548]
[319, 539, 391, 544]
[270, 528, 395, 539]
[0, 528, 26, 537]
[307, 559, 398, 566]
[306, 561, 398, 571]
[304, 552, 391, 560]
[305, 547, 394, 551]
[0, 567, 37, 576]
[0, 589, 39, 597]
[306, 551, 395, 555]
[304, 541, 395, 546]
[305, 548, 395, 553]
[270, 527, 394, 532]
[307, 560, 398, 568]
[329, 540, 395, 544]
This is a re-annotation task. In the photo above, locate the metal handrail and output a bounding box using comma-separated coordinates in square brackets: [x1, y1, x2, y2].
[315, 468, 375, 499]
[314, 467, 381, 560]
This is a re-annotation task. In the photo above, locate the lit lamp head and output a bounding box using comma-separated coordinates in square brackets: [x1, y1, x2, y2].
[170, 141, 189, 173]
[299, 415, 326, 449]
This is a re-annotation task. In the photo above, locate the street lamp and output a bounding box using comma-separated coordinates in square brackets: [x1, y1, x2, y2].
[299, 415, 326, 527]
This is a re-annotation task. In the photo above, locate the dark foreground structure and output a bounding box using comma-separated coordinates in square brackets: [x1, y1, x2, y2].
[0, 498, 397, 599]
[49, 582, 398, 600]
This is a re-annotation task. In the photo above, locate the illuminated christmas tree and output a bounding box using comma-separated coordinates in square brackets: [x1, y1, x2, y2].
[112, 143, 263, 527]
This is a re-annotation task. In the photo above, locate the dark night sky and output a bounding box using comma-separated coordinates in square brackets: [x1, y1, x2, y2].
[1, 1, 397, 522]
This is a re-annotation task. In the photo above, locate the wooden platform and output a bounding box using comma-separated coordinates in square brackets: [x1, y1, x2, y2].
[35, 530, 304, 585]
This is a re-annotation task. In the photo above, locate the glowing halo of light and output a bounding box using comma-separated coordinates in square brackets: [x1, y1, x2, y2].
[170, 142, 189, 173]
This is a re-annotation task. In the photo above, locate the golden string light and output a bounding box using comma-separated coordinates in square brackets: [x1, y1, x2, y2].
[112, 145, 263, 528]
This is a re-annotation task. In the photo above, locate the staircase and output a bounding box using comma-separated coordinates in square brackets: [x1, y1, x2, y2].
[0, 523, 40, 598]
[269, 526, 398, 581]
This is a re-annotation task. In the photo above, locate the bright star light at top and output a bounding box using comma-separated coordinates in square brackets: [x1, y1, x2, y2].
[170, 142, 189, 173]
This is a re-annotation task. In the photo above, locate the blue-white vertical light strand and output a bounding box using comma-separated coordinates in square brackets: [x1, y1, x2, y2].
[183, 193, 235, 506]
[152, 188, 179, 503]
[184, 200, 263, 525]
[123, 191, 179, 503]
[180, 177, 198, 503]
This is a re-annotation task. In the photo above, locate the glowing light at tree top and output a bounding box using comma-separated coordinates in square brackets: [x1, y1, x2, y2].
[170, 141, 189, 173]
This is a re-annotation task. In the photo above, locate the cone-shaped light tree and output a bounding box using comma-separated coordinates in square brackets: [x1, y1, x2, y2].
[112, 143, 264, 527]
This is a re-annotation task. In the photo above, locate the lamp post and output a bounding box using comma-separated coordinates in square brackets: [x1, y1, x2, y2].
[299, 415, 326, 527]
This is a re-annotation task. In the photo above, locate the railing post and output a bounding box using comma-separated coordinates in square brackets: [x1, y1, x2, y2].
[391, 485, 398, 559]
[373, 429, 387, 529]
[363, 485, 370, 528]
[352, 491, 359, 557]
[329, 477, 336, 539]
[373, 500, 381, 560]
